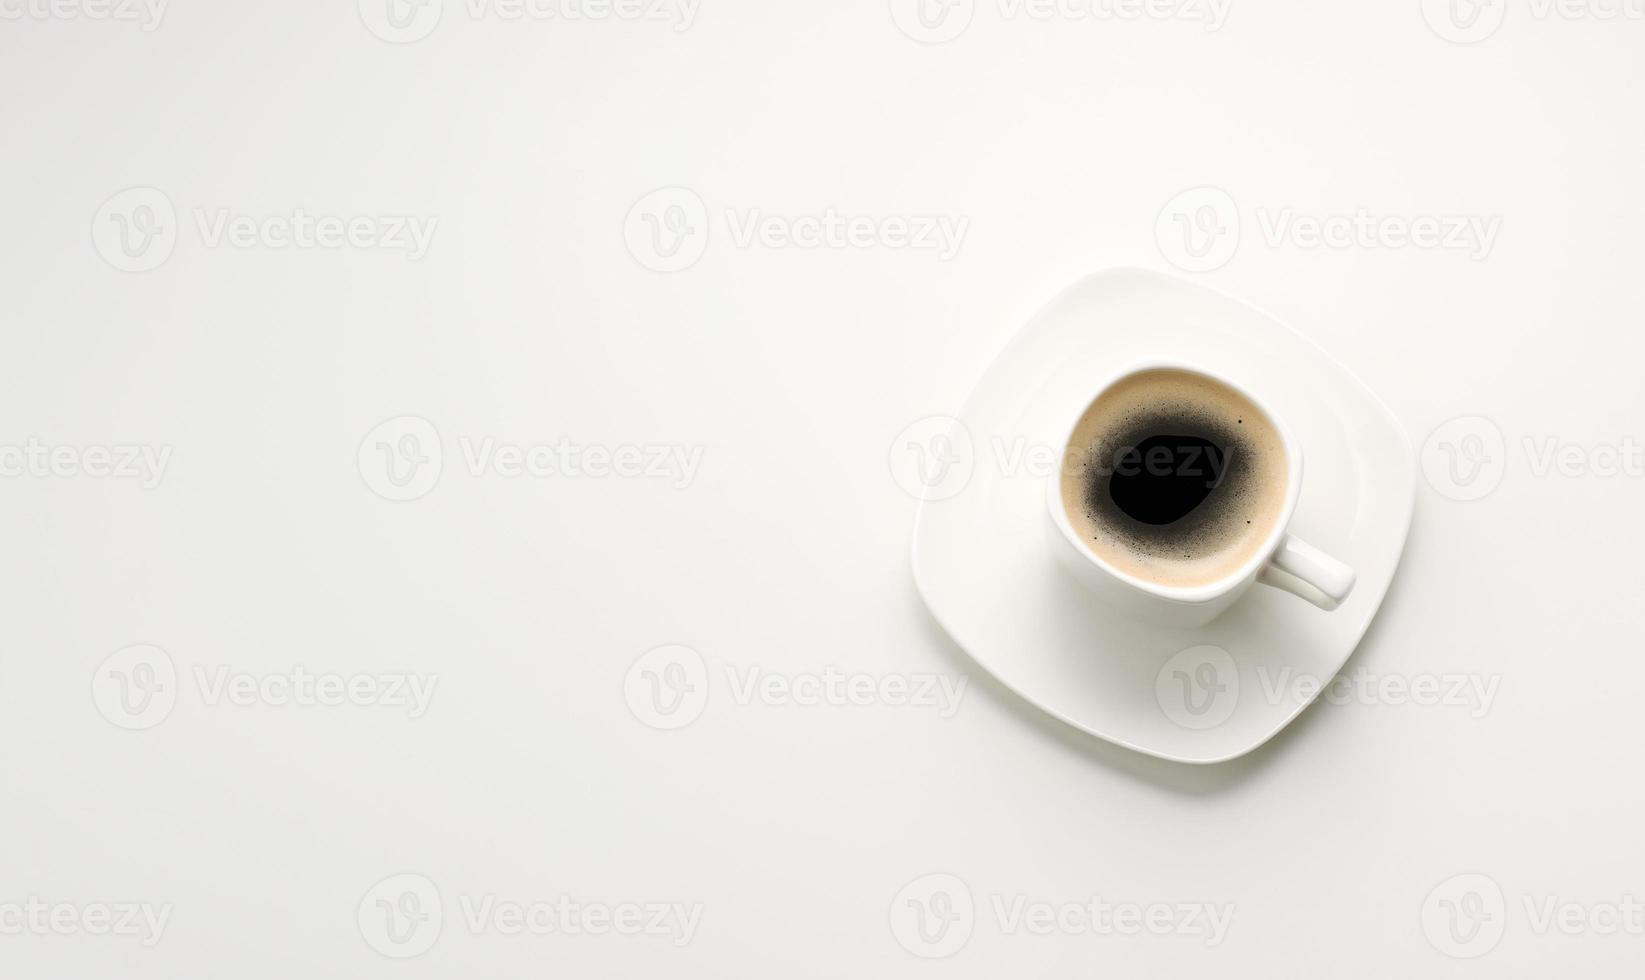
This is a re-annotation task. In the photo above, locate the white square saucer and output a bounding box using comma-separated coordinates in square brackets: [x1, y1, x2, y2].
[911, 268, 1415, 764]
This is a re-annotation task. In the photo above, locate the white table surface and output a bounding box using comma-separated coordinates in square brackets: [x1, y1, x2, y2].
[3, 2, 1642, 976]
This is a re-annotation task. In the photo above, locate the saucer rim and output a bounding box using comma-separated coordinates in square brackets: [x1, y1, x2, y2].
[910, 266, 1416, 765]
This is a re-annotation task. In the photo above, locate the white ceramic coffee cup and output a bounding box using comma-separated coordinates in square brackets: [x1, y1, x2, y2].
[1045, 360, 1355, 628]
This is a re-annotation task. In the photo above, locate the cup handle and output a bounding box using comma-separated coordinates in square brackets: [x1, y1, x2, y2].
[1257, 535, 1356, 611]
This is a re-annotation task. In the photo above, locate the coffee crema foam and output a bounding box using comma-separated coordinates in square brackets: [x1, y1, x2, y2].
[1058, 369, 1289, 589]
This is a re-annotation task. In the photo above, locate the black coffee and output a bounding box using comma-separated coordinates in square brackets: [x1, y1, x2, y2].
[1079, 412, 1253, 560]
[1058, 368, 1289, 587]
[1104, 433, 1231, 526]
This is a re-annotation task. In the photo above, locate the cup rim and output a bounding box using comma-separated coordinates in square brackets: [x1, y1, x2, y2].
[1045, 359, 1305, 605]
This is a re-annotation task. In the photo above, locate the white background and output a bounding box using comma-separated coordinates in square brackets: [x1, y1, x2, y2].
[3, 0, 1644, 976]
